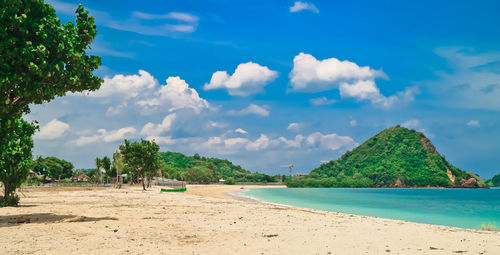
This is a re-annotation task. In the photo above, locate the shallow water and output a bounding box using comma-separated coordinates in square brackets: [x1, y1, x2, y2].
[245, 188, 500, 229]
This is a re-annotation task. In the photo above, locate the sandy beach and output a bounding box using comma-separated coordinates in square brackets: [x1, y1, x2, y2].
[1, 185, 499, 254]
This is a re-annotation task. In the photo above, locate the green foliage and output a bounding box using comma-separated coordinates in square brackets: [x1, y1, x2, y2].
[0, 1, 102, 118]
[33, 156, 74, 179]
[112, 151, 125, 177]
[288, 126, 476, 188]
[486, 173, 500, 186]
[0, 1, 101, 206]
[0, 118, 36, 206]
[225, 177, 236, 185]
[119, 139, 160, 190]
[95, 156, 111, 182]
[158, 151, 277, 183]
[183, 166, 219, 184]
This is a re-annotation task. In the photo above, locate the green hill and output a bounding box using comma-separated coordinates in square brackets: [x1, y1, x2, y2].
[486, 173, 500, 187]
[158, 152, 278, 184]
[286, 126, 482, 188]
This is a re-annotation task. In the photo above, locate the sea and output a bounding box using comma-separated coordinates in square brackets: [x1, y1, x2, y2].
[244, 187, 500, 229]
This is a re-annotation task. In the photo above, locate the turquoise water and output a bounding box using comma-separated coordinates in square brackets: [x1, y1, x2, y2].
[245, 188, 500, 229]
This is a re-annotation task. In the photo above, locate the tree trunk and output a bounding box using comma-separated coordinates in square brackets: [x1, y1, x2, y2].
[142, 175, 146, 190]
[1, 181, 16, 205]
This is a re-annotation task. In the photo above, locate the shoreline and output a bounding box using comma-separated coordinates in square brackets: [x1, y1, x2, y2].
[228, 185, 499, 231]
[1, 185, 499, 254]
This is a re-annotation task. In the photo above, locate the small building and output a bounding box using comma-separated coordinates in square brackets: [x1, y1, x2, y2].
[76, 174, 90, 182]
[218, 178, 225, 184]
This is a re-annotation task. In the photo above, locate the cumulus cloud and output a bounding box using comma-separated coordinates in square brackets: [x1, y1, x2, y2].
[137, 76, 210, 113]
[204, 62, 278, 96]
[289, 53, 385, 91]
[228, 104, 270, 117]
[235, 128, 248, 134]
[35, 119, 70, 140]
[467, 120, 480, 127]
[246, 134, 273, 151]
[289, 1, 319, 13]
[77, 70, 210, 115]
[73, 127, 136, 146]
[140, 113, 176, 136]
[82, 70, 157, 98]
[279, 135, 305, 148]
[310, 96, 336, 105]
[289, 52, 417, 108]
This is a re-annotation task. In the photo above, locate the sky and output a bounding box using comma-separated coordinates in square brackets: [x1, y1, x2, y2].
[28, 0, 500, 178]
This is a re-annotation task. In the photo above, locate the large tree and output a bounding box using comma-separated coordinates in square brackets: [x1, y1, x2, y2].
[0, 1, 102, 205]
[33, 156, 74, 180]
[119, 139, 160, 191]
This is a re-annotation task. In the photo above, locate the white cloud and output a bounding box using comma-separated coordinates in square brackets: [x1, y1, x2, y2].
[289, 1, 319, 13]
[467, 120, 480, 127]
[140, 113, 176, 136]
[105, 102, 128, 116]
[224, 137, 250, 150]
[81, 71, 210, 115]
[310, 96, 336, 105]
[305, 132, 355, 150]
[228, 104, 270, 117]
[235, 128, 248, 134]
[245, 134, 272, 151]
[137, 76, 210, 113]
[81, 70, 157, 98]
[279, 135, 305, 148]
[73, 127, 136, 146]
[289, 53, 417, 108]
[287, 122, 300, 131]
[289, 53, 385, 92]
[35, 119, 70, 140]
[204, 62, 278, 96]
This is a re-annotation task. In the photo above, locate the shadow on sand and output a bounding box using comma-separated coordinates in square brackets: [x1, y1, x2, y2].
[0, 213, 117, 227]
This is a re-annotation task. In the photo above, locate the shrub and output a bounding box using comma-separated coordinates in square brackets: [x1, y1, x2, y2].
[225, 177, 235, 185]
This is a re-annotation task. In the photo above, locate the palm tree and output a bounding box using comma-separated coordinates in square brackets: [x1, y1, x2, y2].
[112, 151, 125, 189]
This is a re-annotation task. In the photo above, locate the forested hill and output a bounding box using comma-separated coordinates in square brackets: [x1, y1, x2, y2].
[158, 152, 278, 184]
[286, 126, 484, 188]
[486, 173, 500, 187]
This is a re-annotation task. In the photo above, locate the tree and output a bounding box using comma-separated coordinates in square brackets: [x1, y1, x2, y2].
[101, 156, 111, 182]
[94, 157, 103, 184]
[33, 156, 74, 180]
[112, 151, 124, 189]
[0, 1, 102, 206]
[119, 139, 160, 190]
[0, 118, 36, 206]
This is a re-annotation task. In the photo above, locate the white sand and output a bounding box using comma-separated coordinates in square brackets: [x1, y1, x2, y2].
[1, 185, 499, 254]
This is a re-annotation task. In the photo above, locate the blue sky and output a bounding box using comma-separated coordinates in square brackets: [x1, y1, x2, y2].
[28, 0, 500, 178]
